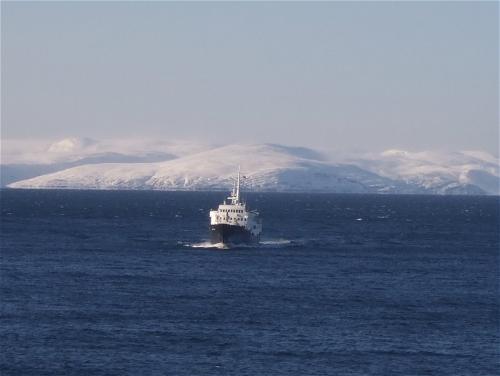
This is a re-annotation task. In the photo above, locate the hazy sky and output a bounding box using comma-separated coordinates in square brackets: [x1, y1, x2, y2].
[2, 1, 498, 154]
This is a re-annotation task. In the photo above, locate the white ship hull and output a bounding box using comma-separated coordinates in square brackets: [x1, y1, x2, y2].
[209, 167, 262, 246]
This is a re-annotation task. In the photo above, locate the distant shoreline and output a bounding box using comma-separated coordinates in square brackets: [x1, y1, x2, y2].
[2, 187, 497, 197]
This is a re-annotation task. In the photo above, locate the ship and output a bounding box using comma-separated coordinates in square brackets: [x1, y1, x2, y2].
[209, 168, 262, 245]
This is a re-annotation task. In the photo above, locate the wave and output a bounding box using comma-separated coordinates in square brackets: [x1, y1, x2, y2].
[260, 239, 293, 246]
[180, 238, 295, 250]
[188, 241, 229, 250]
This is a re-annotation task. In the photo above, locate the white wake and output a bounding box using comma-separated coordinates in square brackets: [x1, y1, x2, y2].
[181, 238, 293, 250]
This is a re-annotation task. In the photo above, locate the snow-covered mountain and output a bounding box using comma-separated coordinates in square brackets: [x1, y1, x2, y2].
[1, 138, 210, 186]
[6, 144, 408, 193]
[4, 140, 499, 195]
[350, 149, 499, 195]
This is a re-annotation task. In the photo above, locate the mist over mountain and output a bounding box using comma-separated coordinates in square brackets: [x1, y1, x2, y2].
[3, 138, 498, 195]
[1, 138, 208, 186]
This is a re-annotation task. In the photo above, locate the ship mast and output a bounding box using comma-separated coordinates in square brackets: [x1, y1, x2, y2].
[235, 166, 241, 203]
[229, 166, 241, 205]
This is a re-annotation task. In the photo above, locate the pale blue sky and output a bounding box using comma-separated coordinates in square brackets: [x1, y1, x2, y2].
[2, 1, 498, 154]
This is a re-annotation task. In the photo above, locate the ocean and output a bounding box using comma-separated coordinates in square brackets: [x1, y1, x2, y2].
[1, 189, 499, 376]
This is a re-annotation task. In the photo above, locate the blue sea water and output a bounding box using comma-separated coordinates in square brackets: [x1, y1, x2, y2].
[1, 189, 499, 376]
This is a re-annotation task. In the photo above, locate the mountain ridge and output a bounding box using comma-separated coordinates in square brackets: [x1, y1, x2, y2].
[5, 141, 498, 195]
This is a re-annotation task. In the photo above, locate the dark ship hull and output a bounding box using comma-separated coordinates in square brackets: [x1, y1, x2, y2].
[210, 224, 259, 245]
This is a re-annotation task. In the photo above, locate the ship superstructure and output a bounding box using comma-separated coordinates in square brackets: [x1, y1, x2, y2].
[209, 168, 262, 245]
